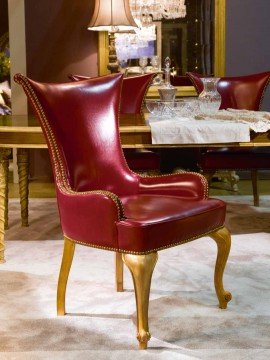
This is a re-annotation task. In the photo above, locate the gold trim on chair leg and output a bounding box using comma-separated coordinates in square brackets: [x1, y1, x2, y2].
[210, 227, 232, 309]
[57, 237, 75, 316]
[251, 169, 259, 207]
[115, 252, 124, 292]
[122, 252, 158, 350]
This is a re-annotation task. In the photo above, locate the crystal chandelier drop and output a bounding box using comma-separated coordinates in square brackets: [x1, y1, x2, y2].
[130, 0, 186, 26]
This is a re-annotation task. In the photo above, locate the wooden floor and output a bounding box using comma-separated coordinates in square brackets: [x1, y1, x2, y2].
[8, 176, 270, 199]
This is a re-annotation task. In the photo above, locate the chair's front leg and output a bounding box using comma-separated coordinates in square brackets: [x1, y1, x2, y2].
[122, 252, 158, 350]
[115, 252, 124, 292]
[210, 227, 232, 309]
[57, 237, 75, 315]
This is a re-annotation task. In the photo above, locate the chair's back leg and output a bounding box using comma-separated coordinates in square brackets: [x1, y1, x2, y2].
[57, 237, 75, 316]
[122, 252, 158, 350]
[115, 252, 124, 292]
[210, 227, 232, 309]
[251, 169, 259, 206]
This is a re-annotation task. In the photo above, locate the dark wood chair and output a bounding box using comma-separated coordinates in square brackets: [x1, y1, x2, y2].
[187, 71, 270, 206]
[16, 72, 232, 349]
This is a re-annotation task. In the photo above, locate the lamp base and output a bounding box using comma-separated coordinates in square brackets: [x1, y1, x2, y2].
[107, 32, 119, 73]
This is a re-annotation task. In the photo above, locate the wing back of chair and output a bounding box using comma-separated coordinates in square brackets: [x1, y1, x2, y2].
[120, 73, 154, 115]
[186, 71, 270, 110]
[69, 73, 155, 116]
[68, 74, 90, 81]
[15, 73, 138, 195]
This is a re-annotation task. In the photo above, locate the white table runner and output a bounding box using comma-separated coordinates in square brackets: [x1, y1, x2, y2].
[148, 115, 251, 145]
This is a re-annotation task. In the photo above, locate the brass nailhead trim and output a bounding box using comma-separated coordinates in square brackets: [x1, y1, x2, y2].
[64, 225, 223, 255]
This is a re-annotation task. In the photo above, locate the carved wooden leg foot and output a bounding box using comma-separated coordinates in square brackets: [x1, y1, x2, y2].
[17, 148, 29, 227]
[57, 237, 75, 316]
[122, 252, 158, 350]
[115, 252, 124, 292]
[210, 227, 232, 309]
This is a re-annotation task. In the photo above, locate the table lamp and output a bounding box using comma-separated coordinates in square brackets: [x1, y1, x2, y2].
[88, 0, 137, 73]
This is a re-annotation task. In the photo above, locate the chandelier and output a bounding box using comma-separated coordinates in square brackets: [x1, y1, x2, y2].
[130, 0, 186, 26]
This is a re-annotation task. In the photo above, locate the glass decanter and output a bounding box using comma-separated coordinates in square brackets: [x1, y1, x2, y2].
[158, 57, 176, 101]
[198, 77, 221, 113]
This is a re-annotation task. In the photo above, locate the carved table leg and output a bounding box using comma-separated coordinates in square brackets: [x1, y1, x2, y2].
[0, 149, 11, 231]
[17, 148, 29, 227]
[0, 149, 10, 263]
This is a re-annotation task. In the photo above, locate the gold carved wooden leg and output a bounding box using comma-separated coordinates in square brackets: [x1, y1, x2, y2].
[251, 169, 259, 207]
[122, 252, 158, 350]
[115, 252, 124, 292]
[0, 160, 8, 263]
[17, 148, 29, 227]
[0, 149, 11, 230]
[210, 227, 232, 309]
[57, 237, 75, 316]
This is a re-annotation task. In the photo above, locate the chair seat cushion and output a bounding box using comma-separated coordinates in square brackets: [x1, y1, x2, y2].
[117, 195, 226, 253]
[201, 147, 270, 170]
[124, 149, 160, 171]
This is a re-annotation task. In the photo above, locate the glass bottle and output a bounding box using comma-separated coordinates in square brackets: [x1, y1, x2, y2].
[158, 57, 176, 102]
[198, 77, 221, 112]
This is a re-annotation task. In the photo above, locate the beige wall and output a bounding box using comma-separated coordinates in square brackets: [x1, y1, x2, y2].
[25, 0, 98, 82]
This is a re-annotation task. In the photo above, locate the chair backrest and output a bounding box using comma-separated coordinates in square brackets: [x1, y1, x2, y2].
[69, 73, 154, 115]
[186, 71, 270, 110]
[15, 73, 139, 194]
[170, 75, 193, 87]
[121, 74, 154, 115]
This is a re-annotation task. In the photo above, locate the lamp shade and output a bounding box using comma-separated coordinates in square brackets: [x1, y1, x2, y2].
[88, 0, 138, 32]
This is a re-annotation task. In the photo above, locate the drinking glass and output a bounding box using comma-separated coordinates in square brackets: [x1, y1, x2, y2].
[150, 55, 160, 71]
[139, 57, 148, 74]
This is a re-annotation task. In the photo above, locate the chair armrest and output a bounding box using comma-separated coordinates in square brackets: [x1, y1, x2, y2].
[56, 188, 125, 250]
[138, 172, 208, 199]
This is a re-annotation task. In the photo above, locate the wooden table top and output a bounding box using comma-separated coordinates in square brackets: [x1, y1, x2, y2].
[0, 114, 270, 149]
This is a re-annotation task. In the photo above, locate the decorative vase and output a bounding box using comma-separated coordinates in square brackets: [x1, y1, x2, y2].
[158, 57, 176, 102]
[198, 77, 221, 112]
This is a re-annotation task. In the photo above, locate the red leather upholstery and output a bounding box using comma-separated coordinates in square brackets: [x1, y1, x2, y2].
[15, 73, 226, 254]
[200, 147, 270, 170]
[170, 75, 193, 87]
[69, 73, 160, 172]
[69, 73, 154, 115]
[187, 71, 270, 110]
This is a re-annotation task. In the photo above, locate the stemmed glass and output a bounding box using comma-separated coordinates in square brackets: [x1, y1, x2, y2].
[139, 57, 148, 74]
[150, 55, 160, 71]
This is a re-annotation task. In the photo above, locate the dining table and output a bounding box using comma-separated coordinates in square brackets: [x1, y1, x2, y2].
[0, 113, 270, 263]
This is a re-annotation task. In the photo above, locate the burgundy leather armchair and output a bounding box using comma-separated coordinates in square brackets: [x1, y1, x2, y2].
[69, 73, 160, 173]
[15, 72, 231, 349]
[187, 71, 270, 206]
